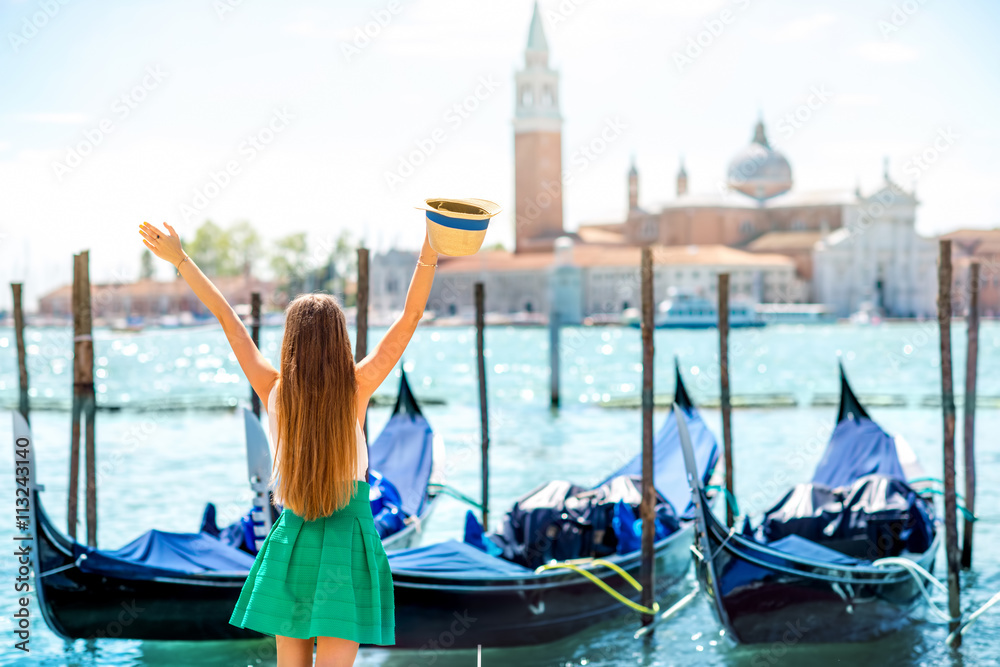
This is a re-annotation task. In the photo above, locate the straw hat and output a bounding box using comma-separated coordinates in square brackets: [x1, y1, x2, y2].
[416, 198, 502, 256]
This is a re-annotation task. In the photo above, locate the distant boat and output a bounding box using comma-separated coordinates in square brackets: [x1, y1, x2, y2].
[849, 300, 882, 326]
[623, 289, 763, 329]
[108, 315, 145, 333]
[755, 303, 835, 325]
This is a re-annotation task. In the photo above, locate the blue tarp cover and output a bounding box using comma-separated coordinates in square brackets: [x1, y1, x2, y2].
[78, 529, 255, 579]
[811, 417, 904, 489]
[369, 412, 434, 517]
[387, 539, 532, 578]
[600, 403, 719, 516]
[719, 533, 860, 595]
[767, 534, 861, 566]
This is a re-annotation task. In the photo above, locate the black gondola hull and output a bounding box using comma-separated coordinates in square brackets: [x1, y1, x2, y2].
[33, 491, 434, 641]
[693, 502, 940, 644]
[388, 521, 695, 648]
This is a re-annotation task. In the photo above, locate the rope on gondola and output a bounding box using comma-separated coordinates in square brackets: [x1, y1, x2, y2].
[704, 485, 740, 517]
[907, 487, 976, 522]
[947, 590, 1000, 647]
[874, 557, 1000, 646]
[534, 558, 661, 615]
[427, 483, 483, 510]
[872, 557, 955, 624]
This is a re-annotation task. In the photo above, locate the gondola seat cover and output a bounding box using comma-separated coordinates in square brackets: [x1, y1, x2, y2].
[388, 540, 532, 578]
[487, 475, 679, 568]
[76, 530, 256, 579]
[717, 534, 862, 596]
[756, 474, 935, 559]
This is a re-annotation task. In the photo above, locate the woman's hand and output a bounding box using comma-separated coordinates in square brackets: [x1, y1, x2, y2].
[139, 221, 187, 268]
[419, 230, 438, 264]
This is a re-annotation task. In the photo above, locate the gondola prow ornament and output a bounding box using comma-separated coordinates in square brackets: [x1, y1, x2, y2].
[417, 198, 502, 256]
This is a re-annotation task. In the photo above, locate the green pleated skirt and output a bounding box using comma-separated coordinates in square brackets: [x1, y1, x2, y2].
[229, 481, 395, 644]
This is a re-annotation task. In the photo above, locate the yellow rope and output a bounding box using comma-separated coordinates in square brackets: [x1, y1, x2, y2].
[534, 558, 661, 615]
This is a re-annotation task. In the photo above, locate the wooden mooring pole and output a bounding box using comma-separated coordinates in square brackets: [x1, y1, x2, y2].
[11, 283, 29, 425]
[937, 239, 961, 641]
[69, 251, 98, 546]
[475, 282, 490, 530]
[549, 307, 560, 409]
[639, 247, 655, 628]
[718, 273, 734, 528]
[355, 247, 369, 442]
[250, 291, 262, 418]
[961, 261, 980, 569]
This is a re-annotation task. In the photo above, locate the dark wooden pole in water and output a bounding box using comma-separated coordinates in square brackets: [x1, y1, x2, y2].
[69, 252, 98, 546]
[937, 239, 961, 641]
[475, 282, 490, 529]
[81, 253, 97, 548]
[68, 256, 83, 540]
[355, 247, 369, 442]
[639, 247, 655, 627]
[961, 261, 980, 569]
[250, 291, 262, 418]
[718, 272, 735, 528]
[11, 283, 29, 425]
[549, 308, 560, 409]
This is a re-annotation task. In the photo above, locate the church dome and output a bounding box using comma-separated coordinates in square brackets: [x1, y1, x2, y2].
[726, 120, 792, 201]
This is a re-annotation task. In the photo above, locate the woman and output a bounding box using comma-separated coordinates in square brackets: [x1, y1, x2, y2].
[139, 221, 438, 666]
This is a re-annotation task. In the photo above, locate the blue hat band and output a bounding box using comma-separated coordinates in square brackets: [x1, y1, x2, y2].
[427, 210, 490, 231]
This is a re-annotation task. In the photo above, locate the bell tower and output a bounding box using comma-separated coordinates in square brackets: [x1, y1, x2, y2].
[628, 158, 639, 211]
[514, 2, 564, 253]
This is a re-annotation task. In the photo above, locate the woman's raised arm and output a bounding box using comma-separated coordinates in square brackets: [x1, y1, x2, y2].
[139, 221, 279, 407]
[354, 232, 438, 422]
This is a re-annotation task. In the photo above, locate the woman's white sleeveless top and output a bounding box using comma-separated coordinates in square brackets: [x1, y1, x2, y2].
[266, 380, 368, 481]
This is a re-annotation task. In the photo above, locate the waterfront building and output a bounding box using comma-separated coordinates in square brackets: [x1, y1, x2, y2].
[942, 228, 1000, 317]
[812, 175, 937, 318]
[37, 275, 284, 323]
[428, 237, 802, 321]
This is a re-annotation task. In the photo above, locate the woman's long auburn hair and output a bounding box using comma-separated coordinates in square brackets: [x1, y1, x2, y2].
[270, 293, 359, 521]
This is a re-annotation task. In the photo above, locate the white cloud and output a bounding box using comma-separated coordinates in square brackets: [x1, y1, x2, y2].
[854, 41, 919, 63]
[773, 13, 837, 42]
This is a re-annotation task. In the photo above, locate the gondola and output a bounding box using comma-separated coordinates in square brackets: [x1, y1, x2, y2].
[675, 363, 940, 644]
[19, 371, 442, 641]
[381, 363, 720, 648]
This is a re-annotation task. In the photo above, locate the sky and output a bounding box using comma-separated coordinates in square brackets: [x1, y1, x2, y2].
[2, 0, 999, 311]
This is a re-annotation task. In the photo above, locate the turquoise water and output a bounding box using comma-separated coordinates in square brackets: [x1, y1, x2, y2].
[1, 322, 998, 666]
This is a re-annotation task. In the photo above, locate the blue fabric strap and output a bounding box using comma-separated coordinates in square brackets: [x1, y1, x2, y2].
[426, 210, 489, 231]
